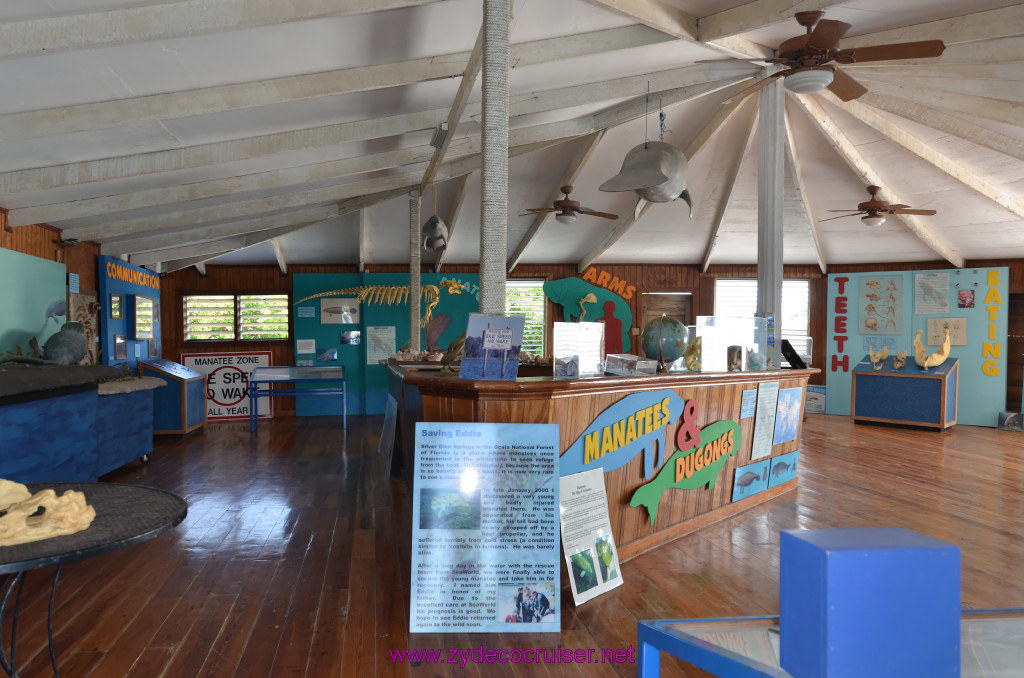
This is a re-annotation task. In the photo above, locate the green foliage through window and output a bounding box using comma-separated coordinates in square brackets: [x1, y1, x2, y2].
[506, 280, 545, 355]
[184, 294, 290, 341]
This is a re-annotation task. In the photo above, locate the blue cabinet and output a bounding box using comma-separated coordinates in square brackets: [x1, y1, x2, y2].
[139, 359, 206, 435]
[852, 356, 958, 429]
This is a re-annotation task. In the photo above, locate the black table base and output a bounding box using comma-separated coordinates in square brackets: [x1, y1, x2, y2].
[0, 566, 61, 678]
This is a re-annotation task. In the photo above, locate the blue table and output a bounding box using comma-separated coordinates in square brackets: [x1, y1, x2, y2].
[638, 610, 1024, 677]
[248, 366, 346, 431]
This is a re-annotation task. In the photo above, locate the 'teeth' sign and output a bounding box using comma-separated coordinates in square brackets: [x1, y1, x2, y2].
[831, 276, 850, 373]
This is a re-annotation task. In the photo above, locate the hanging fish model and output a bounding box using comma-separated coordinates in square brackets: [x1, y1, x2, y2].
[599, 141, 693, 219]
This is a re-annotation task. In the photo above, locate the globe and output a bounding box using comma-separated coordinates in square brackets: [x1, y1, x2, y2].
[641, 315, 689, 363]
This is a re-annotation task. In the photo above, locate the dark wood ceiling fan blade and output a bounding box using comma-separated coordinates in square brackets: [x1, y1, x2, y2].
[848, 40, 945, 63]
[579, 208, 619, 220]
[825, 209, 862, 213]
[886, 204, 911, 210]
[827, 68, 868, 101]
[523, 208, 557, 214]
[819, 212, 865, 222]
[723, 72, 785, 104]
[892, 209, 937, 216]
[806, 19, 851, 51]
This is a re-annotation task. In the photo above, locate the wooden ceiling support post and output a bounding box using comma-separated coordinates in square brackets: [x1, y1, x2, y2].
[757, 78, 785, 368]
[409, 191, 421, 352]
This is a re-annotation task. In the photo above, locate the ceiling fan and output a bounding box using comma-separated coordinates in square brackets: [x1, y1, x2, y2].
[523, 185, 618, 224]
[708, 10, 945, 104]
[821, 185, 937, 227]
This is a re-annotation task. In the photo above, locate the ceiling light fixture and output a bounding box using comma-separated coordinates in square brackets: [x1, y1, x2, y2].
[784, 66, 835, 94]
[861, 214, 886, 228]
[555, 213, 577, 224]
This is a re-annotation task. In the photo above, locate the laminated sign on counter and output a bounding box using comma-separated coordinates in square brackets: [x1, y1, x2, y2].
[559, 469, 623, 605]
[410, 422, 560, 633]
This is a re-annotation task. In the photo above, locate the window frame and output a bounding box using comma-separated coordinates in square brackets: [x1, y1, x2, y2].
[713, 278, 811, 364]
[182, 291, 292, 343]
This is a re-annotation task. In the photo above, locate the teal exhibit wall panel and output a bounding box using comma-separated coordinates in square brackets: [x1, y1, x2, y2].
[0, 248, 67, 356]
[826, 267, 1008, 426]
[97, 255, 161, 369]
[293, 273, 363, 417]
[292, 272, 479, 417]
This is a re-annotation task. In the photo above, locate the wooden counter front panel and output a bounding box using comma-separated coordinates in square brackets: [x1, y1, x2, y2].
[417, 374, 808, 559]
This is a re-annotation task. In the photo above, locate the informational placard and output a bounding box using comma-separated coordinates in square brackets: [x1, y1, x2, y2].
[552, 321, 605, 378]
[927, 317, 967, 346]
[750, 381, 779, 460]
[296, 339, 316, 354]
[366, 325, 395, 364]
[859, 275, 901, 335]
[559, 469, 623, 606]
[182, 351, 272, 420]
[297, 306, 315, 318]
[915, 272, 950, 314]
[740, 389, 757, 418]
[410, 422, 560, 633]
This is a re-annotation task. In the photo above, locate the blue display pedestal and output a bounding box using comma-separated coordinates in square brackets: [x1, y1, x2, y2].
[852, 356, 958, 429]
[139, 359, 206, 435]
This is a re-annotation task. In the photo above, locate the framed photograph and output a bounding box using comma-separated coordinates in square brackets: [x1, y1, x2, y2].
[134, 294, 155, 340]
[148, 339, 159, 358]
[320, 297, 359, 324]
[110, 293, 123, 319]
[114, 334, 127, 359]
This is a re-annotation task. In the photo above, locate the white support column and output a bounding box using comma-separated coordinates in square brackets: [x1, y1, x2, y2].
[757, 79, 785, 368]
[479, 0, 510, 315]
[409, 191, 421, 351]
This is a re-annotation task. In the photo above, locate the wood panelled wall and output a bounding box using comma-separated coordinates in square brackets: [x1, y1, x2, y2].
[3, 223, 1022, 410]
[0, 215, 101, 291]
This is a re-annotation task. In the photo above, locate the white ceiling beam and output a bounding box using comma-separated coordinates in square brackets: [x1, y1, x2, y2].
[508, 130, 605, 273]
[0, 0, 444, 60]
[8, 144, 438, 226]
[582, 0, 697, 40]
[852, 72, 1024, 104]
[697, 0, 851, 42]
[792, 95, 965, 268]
[0, 25, 671, 144]
[842, 4, 1024, 49]
[129, 226, 299, 267]
[156, 252, 235, 275]
[861, 81, 1024, 129]
[101, 206, 338, 256]
[420, 27, 484, 193]
[782, 96, 827, 274]
[194, 262, 206, 276]
[68, 129, 579, 242]
[271, 239, 288, 275]
[858, 92, 1024, 163]
[0, 67, 753, 201]
[701, 99, 759, 272]
[820, 91, 1024, 221]
[846, 64, 1024, 82]
[592, 75, 753, 130]
[434, 175, 470, 273]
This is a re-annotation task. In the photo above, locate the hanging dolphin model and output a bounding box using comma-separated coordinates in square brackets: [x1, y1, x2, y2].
[599, 141, 693, 220]
[421, 215, 449, 252]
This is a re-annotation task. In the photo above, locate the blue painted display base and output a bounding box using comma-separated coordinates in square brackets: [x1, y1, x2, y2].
[0, 389, 98, 482]
[96, 390, 153, 476]
[780, 527, 960, 678]
[852, 356, 958, 428]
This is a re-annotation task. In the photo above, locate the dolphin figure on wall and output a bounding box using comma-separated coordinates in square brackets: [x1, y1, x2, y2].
[599, 141, 693, 220]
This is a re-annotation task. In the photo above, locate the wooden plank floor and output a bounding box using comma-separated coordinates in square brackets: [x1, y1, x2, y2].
[7, 414, 1024, 677]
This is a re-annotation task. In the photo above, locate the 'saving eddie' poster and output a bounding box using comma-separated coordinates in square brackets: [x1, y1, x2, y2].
[410, 422, 560, 633]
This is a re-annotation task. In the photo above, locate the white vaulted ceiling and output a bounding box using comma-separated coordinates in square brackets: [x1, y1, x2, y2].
[0, 0, 1021, 274]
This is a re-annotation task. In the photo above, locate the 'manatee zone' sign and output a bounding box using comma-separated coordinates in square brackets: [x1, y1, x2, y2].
[182, 351, 272, 420]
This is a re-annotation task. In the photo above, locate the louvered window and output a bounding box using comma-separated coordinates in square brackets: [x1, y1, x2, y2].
[184, 294, 290, 341]
[714, 279, 811, 362]
[506, 280, 545, 355]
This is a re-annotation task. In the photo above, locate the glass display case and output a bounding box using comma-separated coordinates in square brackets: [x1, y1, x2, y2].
[696, 316, 769, 372]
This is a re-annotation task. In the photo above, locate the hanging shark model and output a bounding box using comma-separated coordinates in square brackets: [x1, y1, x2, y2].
[598, 141, 693, 220]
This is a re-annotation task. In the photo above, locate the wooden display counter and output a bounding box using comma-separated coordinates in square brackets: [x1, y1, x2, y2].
[390, 362, 818, 561]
